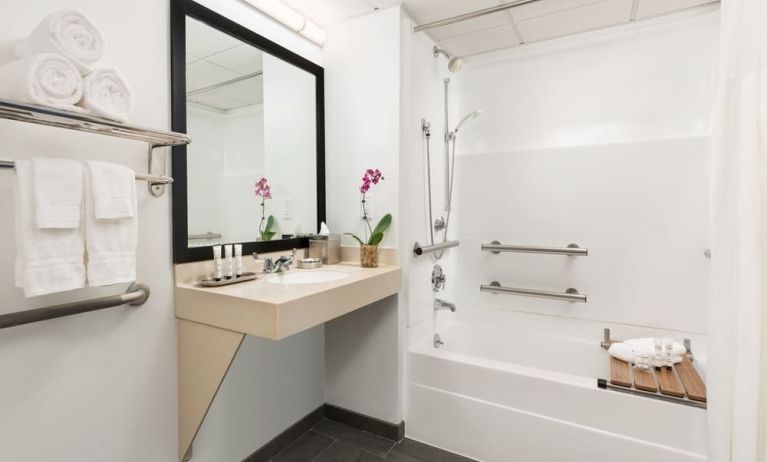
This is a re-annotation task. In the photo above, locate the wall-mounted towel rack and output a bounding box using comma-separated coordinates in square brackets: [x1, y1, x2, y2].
[480, 281, 587, 302]
[0, 98, 190, 197]
[0, 160, 174, 185]
[413, 240, 460, 257]
[0, 283, 150, 330]
[481, 241, 588, 256]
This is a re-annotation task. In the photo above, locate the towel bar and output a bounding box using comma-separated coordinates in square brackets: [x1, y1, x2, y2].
[480, 281, 587, 302]
[481, 241, 588, 256]
[0, 283, 150, 330]
[0, 160, 173, 185]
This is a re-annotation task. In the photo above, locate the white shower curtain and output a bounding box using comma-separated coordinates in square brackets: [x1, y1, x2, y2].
[709, 1, 767, 461]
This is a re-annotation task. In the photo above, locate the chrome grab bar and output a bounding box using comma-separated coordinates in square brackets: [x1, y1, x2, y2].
[481, 241, 588, 256]
[480, 281, 587, 303]
[0, 283, 150, 330]
[413, 240, 459, 257]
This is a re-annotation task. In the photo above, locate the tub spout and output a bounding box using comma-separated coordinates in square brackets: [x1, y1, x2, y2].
[434, 298, 456, 312]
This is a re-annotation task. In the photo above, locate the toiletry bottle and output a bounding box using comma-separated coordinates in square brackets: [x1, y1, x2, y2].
[224, 245, 233, 279]
[213, 245, 223, 281]
[234, 244, 243, 277]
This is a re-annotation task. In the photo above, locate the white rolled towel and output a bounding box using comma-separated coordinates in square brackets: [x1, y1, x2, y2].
[0, 53, 84, 111]
[81, 67, 134, 122]
[15, 9, 105, 75]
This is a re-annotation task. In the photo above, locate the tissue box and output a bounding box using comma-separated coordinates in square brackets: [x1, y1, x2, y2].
[309, 234, 341, 264]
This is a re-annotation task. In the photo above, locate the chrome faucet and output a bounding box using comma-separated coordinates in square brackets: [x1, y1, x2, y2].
[434, 298, 456, 312]
[260, 250, 295, 273]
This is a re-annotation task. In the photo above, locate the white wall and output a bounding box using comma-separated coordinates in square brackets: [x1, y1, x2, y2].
[323, 6, 404, 424]
[324, 7, 400, 248]
[0, 1, 328, 461]
[448, 8, 719, 335]
[0, 1, 177, 461]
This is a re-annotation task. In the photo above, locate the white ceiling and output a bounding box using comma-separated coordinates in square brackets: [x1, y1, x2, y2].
[186, 17, 264, 112]
[282, 0, 719, 57]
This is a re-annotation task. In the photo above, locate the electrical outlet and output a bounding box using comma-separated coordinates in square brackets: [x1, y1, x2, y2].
[281, 197, 293, 220]
[360, 193, 374, 221]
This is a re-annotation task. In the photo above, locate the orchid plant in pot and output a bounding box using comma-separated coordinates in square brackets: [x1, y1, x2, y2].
[345, 169, 392, 268]
[255, 177, 276, 241]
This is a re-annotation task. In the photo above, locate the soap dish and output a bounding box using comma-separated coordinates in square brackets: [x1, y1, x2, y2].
[296, 258, 323, 269]
[198, 272, 257, 287]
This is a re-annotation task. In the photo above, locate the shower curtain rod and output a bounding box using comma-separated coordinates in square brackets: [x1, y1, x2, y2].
[413, 0, 544, 33]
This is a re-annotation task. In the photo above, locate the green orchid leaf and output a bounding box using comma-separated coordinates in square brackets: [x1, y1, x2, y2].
[261, 231, 276, 241]
[343, 232, 365, 245]
[368, 232, 384, 246]
[371, 213, 392, 238]
[265, 215, 275, 232]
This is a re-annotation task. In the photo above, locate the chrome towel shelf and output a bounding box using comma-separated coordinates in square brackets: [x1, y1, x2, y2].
[0, 98, 190, 197]
[413, 240, 460, 256]
[481, 241, 588, 256]
[0, 283, 150, 330]
[480, 281, 587, 303]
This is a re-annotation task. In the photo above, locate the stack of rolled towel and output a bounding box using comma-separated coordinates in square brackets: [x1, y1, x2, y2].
[0, 9, 134, 122]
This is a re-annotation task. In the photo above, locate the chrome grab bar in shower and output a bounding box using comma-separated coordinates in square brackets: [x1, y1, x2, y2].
[0, 283, 150, 329]
[413, 240, 460, 257]
[481, 241, 588, 256]
[480, 281, 587, 303]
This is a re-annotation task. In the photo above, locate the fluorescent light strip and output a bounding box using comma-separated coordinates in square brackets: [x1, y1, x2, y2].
[243, 0, 327, 45]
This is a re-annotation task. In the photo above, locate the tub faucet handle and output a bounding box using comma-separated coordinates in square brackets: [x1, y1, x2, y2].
[432, 265, 446, 292]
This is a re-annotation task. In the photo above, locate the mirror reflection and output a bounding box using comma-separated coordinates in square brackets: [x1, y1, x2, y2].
[185, 17, 317, 248]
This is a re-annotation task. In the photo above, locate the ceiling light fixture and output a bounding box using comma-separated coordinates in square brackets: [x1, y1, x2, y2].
[243, 0, 327, 46]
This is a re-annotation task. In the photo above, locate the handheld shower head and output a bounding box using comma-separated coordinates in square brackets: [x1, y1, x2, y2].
[454, 109, 483, 133]
[434, 46, 463, 73]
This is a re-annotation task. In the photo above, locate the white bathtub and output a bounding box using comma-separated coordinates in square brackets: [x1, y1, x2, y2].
[406, 310, 708, 462]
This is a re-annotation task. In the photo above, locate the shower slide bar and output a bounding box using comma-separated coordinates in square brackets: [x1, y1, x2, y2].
[0, 283, 150, 330]
[480, 281, 587, 303]
[413, 240, 460, 257]
[481, 241, 588, 256]
[0, 160, 174, 185]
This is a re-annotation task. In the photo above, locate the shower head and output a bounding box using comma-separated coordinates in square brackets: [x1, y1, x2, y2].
[454, 109, 483, 133]
[433, 45, 463, 73]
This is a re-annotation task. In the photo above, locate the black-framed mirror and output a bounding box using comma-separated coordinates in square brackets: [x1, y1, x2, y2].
[170, 0, 325, 263]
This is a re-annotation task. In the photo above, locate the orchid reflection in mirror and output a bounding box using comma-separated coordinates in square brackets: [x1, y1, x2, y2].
[255, 177, 276, 241]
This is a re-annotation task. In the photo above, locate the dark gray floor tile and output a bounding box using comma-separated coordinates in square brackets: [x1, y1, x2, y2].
[387, 439, 477, 462]
[272, 431, 334, 462]
[313, 420, 396, 456]
[313, 440, 387, 462]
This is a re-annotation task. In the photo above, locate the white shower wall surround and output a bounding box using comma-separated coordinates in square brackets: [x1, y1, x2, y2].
[403, 6, 718, 462]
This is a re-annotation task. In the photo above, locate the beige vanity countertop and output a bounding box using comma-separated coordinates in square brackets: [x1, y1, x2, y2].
[174, 261, 401, 340]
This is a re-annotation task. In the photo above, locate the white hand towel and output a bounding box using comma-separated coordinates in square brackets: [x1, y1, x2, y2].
[84, 162, 137, 287]
[14, 159, 86, 297]
[0, 53, 84, 112]
[84, 161, 134, 219]
[15, 9, 105, 75]
[32, 157, 83, 228]
[81, 67, 133, 122]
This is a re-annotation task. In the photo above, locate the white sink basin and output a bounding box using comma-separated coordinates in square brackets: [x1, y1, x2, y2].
[268, 270, 349, 285]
